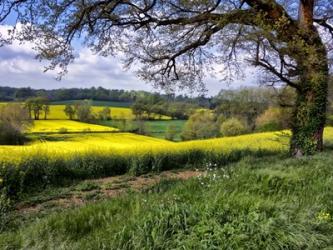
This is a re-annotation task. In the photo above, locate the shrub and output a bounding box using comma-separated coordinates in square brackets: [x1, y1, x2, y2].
[75, 100, 94, 122]
[0, 103, 32, 145]
[220, 118, 246, 137]
[165, 124, 178, 141]
[181, 110, 219, 140]
[58, 127, 68, 134]
[256, 107, 291, 132]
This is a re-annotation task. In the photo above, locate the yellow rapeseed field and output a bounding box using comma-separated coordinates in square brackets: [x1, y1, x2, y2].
[30, 120, 119, 133]
[47, 105, 171, 120]
[0, 103, 171, 120]
[2, 128, 333, 163]
[2, 127, 333, 193]
[47, 105, 135, 120]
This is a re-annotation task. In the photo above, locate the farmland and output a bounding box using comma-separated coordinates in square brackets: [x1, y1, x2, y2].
[2, 127, 333, 191]
[1, 103, 171, 120]
[47, 105, 135, 120]
[99, 119, 186, 140]
[2, 107, 333, 249]
[29, 120, 118, 133]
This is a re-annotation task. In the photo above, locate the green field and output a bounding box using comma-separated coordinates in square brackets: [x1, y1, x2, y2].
[100, 120, 186, 140]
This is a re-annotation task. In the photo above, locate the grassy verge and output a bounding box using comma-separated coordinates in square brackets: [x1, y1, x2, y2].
[1, 151, 333, 249]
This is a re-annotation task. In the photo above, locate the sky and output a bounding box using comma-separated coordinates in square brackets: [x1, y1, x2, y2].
[0, 24, 259, 97]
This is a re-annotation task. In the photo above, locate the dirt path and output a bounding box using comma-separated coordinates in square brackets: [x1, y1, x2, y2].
[16, 169, 203, 215]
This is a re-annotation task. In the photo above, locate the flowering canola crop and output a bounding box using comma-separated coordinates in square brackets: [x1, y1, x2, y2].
[30, 120, 118, 133]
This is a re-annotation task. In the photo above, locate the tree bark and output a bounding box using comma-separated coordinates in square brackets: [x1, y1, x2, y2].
[290, 48, 329, 156]
[289, 0, 329, 156]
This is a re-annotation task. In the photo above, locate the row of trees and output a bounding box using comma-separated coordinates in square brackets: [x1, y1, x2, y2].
[64, 100, 111, 122]
[132, 96, 198, 120]
[24, 97, 50, 120]
[0, 86, 210, 107]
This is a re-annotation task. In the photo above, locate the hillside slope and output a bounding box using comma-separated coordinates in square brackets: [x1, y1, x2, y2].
[1, 152, 333, 249]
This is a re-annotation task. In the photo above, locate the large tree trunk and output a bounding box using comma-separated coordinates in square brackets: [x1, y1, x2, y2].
[289, 0, 329, 156]
[290, 50, 329, 156]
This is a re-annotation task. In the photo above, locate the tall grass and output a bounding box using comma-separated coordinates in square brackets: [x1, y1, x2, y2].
[1, 152, 333, 249]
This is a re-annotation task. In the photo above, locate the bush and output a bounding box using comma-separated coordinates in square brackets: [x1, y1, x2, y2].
[255, 107, 291, 132]
[165, 124, 178, 141]
[220, 118, 246, 137]
[75, 100, 94, 122]
[58, 127, 68, 134]
[0, 103, 32, 145]
[181, 110, 219, 140]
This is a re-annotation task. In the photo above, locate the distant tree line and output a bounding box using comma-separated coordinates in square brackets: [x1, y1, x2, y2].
[131, 94, 198, 120]
[0, 86, 212, 107]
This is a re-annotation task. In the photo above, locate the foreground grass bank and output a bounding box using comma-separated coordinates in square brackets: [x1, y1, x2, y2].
[1, 152, 333, 249]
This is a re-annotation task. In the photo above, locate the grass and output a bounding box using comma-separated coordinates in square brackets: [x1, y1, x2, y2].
[99, 120, 186, 140]
[141, 120, 186, 140]
[29, 120, 118, 133]
[1, 151, 333, 249]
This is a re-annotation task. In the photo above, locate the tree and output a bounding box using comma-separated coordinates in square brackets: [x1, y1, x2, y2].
[256, 107, 292, 132]
[214, 87, 273, 131]
[0, 103, 32, 145]
[64, 104, 75, 120]
[132, 101, 146, 120]
[1, 1, 332, 155]
[165, 124, 178, 141]
[220, 118, 247, 137]
[181, 110, 219, 140]
[25, 97, 48, 120]
[75, 100, 94, 122]
[98, 107, 111, 121]
[42, 104, 50, 120]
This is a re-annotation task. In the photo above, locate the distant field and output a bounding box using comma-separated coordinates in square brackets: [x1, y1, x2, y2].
[29, 120, 118, 133]
[0, 133, 175, 159]
[47, 105, 135, 120]
[51, 100, 132, 107]
[145, 120, 186, 140]
[0, 102, 171, 120]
